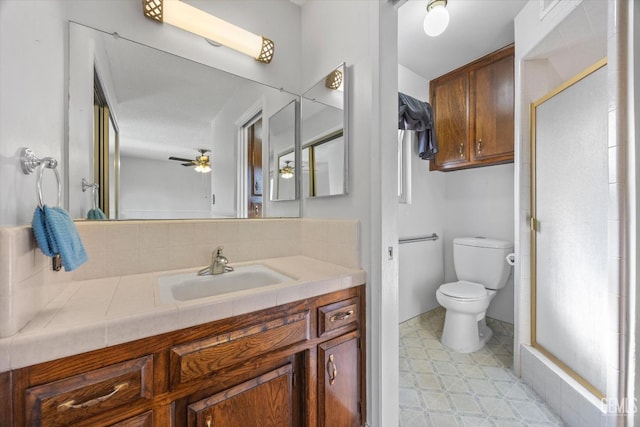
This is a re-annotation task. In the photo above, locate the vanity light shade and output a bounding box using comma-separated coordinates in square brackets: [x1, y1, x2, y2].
[325, 69, 343, 90]
[143, 0, 275, 63]
[423, 0, 449, 37]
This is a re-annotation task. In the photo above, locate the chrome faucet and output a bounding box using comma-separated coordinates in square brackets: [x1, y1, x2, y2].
[198, 246, 234, 276]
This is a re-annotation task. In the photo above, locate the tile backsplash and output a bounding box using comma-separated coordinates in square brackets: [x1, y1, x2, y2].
[0, 218, 360, 338]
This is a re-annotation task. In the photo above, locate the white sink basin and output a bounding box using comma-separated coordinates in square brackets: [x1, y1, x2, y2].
[157, 264, 294, 304]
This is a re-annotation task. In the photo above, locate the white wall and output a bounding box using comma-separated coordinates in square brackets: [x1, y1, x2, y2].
[0, 1, 67, 226]
[119, 156, 211, 219]
[397, 64, 446, 322]
[443, 164, 515, 323]
[300, 2, 399, 425]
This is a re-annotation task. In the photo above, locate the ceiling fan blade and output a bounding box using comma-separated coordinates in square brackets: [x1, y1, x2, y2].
[169, 156, 194, 162]
[181, 163, 194, 167]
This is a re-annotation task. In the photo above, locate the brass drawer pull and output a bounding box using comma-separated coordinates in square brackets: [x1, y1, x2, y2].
[206, 415, 212, 427]
[328, 354, 337, 385]
[57, 382, 129, 412]
[477, 138, 482, 153]
[330, 310, 354, 322]
[458, 142, 464, 157]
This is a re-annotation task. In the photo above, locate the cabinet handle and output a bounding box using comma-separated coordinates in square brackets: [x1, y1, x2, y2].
[477, 138, 482, 154]
[57, 382, 129, 412]
[330, 310, 354, 322]
[205, 415, 212, 427]
[458, 142, 464, 158]
[328, 354, 338, 385]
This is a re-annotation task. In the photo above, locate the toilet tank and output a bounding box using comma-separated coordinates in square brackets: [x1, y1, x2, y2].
[453, 237, 513, 290]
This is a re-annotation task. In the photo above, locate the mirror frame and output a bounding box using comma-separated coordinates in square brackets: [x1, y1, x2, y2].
[268, 99, 300, 202]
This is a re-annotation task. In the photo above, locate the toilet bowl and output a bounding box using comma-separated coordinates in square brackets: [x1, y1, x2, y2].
[436, 238, 513, 353]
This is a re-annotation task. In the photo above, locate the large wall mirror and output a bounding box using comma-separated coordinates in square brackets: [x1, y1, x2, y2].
[68, 22, 299, 220]
[301, 63, 348, 198]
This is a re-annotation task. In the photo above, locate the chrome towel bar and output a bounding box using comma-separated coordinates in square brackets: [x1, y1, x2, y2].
[398, 233, 439, 244]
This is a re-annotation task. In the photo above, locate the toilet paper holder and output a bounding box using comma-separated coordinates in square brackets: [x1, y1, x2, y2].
[505, 253, 516, 266]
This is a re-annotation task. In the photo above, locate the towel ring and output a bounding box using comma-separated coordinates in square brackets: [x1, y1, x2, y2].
[82, 178, 99, 210]
[36, 158, 61, 208]
[20, 148, 62, 208]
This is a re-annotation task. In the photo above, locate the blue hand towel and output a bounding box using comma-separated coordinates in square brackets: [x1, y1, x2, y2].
[87, 207, 107, 220]
[32, 206, 56, 257]
[32, 205, 88, 271]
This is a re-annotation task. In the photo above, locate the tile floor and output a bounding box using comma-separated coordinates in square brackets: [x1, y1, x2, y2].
[399, 308, 565, 426]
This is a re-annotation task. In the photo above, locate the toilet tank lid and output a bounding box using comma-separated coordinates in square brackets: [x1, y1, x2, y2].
[454, 237, 513, 249]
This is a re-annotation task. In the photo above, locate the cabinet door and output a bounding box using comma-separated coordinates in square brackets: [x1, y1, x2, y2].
[187, 365, 293, 427]
[471, 52, 514, 162]
[430, 73, 469, 170]
[318, 331, 361, 427]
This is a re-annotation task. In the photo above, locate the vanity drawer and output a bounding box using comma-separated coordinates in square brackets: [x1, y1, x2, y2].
[25, 355, 153, 426]
[109, 410, 153, 427]
[170, 311, 310, 387]
[318, 297, 359, 337]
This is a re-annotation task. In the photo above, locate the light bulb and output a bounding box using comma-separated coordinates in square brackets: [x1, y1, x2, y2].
[423, 3, 449, 37]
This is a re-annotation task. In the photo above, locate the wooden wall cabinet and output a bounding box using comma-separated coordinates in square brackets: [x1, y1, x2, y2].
[430, 44, 515, 171]
[1, 286, 365, 427]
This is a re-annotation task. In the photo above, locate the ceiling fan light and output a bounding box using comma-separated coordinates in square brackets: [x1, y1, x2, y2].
[424, 0, 449, 37]
[279, 161, 294, 179]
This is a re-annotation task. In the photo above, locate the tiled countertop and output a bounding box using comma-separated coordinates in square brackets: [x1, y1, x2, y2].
[0, 256, 365, 372]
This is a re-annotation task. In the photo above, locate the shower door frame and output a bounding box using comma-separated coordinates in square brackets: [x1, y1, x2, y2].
[530, 57, 608, 400]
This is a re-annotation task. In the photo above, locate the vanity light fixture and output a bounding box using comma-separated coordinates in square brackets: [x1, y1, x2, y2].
[325, 68, 343, 91]
[423, 0, 449, 37]
[142, 0, 275, 63]
[279, 161, 294, 179]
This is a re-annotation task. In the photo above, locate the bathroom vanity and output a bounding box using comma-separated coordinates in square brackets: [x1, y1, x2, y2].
[0, 256, 365, 427]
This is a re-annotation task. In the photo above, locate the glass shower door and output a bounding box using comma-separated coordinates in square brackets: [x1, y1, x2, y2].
[531, 59, 608, 398]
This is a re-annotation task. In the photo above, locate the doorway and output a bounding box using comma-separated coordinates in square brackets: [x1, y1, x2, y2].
[246, 116, 263, 218]
[94, 71, 119, 219]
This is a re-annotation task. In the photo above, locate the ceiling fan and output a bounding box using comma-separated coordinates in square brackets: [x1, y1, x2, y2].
[169, 149, 211, 173]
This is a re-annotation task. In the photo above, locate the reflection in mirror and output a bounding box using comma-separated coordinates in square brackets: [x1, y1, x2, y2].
[302, 130, 344, 197]
[68, 23, 299, 220]
[300, 63, 348, 198]
[269, 100, 298, 202]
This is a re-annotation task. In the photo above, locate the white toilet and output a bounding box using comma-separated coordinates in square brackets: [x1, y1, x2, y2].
[436, 237, 513, 353]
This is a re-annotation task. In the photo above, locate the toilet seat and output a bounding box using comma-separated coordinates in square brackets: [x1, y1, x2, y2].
[439, 281, 487, 300]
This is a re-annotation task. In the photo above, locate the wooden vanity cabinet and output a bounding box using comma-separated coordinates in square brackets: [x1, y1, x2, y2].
[2, 286, 365, 427]
[430, 44, 514, 171]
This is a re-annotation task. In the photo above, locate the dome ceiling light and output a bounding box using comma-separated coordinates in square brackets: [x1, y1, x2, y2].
[423, 0, 450, 37]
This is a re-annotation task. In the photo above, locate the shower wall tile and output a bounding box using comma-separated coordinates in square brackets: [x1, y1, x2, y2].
[608, 146, 624, 184]
[607, 183, 622, 221]
[607, 220, 621, 259]
[607, 258, 621, 296]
